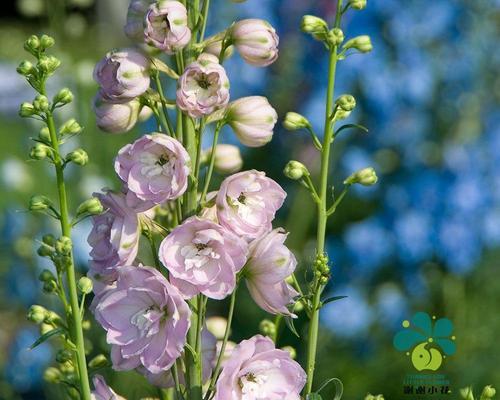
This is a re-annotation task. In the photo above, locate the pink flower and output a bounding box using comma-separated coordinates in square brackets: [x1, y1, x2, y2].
[93, 93, 140, 134]
[214, 335, 306, 400]
[91, 375, 125, 400]
[231, 19, 279, 67]
[114, 133, 190, 203]
[245, 229, 299, 316]
[94, 48, 150, 102]
[158, 217, 248, 299]
[227, 96, 278, 147]
[94, 265, 191, 374]
[144, 0, 191, 53]
[176, 53, 230, 118]
[216, 170, 286, 241]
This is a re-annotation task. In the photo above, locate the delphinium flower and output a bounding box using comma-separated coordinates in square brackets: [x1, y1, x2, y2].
[158, 217, 248, 299]
[93, 94, 141, 134]
[91, 375, 125, 400]
[94, 265, 191, 375]
[214, 335, 306, 400]
[216, 170, 286, 241]
[114, 133, 191, 203]
[202, 144, 243, 174]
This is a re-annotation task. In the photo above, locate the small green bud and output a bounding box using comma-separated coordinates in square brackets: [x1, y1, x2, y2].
[284, 160, 309, 180]
[27, 305, 48, 324]
[77, 197, 103, 216]
[344, 167, 378, 186]
[259, 319, 276, 336]
[336, 94, 356, 112]
[319, 275, 329, 284]
[44, 310, 62, 325]
[24, 35, 40, 55]
[30, 143, 51, 160]
[481, 385, 496, 399]
[343, 35, 373, 53]
[56, 236, 72, 255]
[17, 60, 34, 76]
[301, 15, 328, 40]
[19, 102, 36, 117]
[39, 269, 55, 282]
[53, 88, 73, 105]
[43, 367, 62, 383]
[29, 195, 52, 211]
[43, 280, 58, 294]
[77, 277, 93, 294]
[66, 149, 88, 166]
[293, 300, 304, 313]
[88, 354, 109, 369]
[56, 349, 73, 364]
[349, 0, 367, 10]
[283, 112, 311, 131]
[60, 361, 75, 374]
[37, 243, 54, 257]
[33, 94, 50, 112]
[39, 126, 51, 142]
[59, 118, 82, 135]
[38, 55, 61, 74]
[40, 323, 54, 335]
[82, 320, 91, 330]
[42, 234, 57, 246]
[327, 28, 344, 46]
[365, 395, 384, 400]
[281, 345, 296, 359]
[334, 108, 352, 120]
[460, 387, 474, 400]
[40, 34, 55, 50]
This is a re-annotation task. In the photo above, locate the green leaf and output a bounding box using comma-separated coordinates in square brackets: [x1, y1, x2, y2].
[29, 327, 64, 349]
[317, 377, 344, 400]
[284, 316, 300, 338]
[321, 295, 347, 307]
[334, 124, 369, 137]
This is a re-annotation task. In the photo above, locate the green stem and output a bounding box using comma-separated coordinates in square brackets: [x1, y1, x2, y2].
[199, 0, 211, 41]
[200, 124, 221, 203]
[326, 186, 350, 216]
[46, 112, 91, 400]
[154, 73, 175, 136]
[187, 297, 202, 399]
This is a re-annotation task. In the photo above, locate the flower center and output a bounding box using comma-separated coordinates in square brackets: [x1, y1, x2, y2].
[156, 154, 169, 166]
[239, 372, 268, 399]
[181, 234, 220, 270]
[139, 151, 175, 179]
[130, 305, 164, 337]
[196, 73, 212, 89]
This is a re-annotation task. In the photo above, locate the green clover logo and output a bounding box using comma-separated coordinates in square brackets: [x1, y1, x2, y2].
[393, 312, 456, 371]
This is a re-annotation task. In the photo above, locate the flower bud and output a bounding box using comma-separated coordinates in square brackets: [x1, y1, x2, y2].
[53, 88, 73, 105]
[17, 60, 34, 76]
[33, 94, 49, 112]
[336, 94, 356, 112]
[293, 300, 304, 313]
[259, 319, 276, 337]
[39, 269, 55, 282]
[482, 385, 496, 399]
[37, 243, 55, 257]
[93, 94, 140, 134]
[77, 197, 103, 216]
[204, 144, 243, 174]
[39, 126, 51, 142]
[205, 40, 234, 59]
[40, 34, 55, 50]
[24, 35, 40, 55]
[334, 108, 352, 120]
[43, 280, 58, 294]
[29, 143, 51, 160]
[77, 277, 93, 294]
[138, 105, 153, 122]
[59, 118, 82, 136]
[27, 305, 48, 324]
[88, 354, 109, 369]
[40, 323, 54, 335]
[460, 387, 474, 400]
[43, 367, 62, 383]
[38, 55, 61, 74]
[343, 35, 373, 53]
[365, 395, 384, 400]
[344, 167, 378, 186]
[29, 195, 52, 211]
[284, 160, 309, 180]
[66, 149, 88, 166]
[19, 102, 36, 117]
[301, 15, 328, 40]
[206, 316, 228, 340]
[349, 0, 367, 10]
[44, 310, 62, 325]
[281, 346, 296, 359]
[56, 236, 72, 255]
[327, 28, 344, 46]
[283, 112, 310, 131]
[56, 349, 73, 364]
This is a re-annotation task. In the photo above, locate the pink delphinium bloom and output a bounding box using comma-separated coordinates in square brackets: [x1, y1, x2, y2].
[216, 170, 286, 241]
[94, 265, 191, 374]
[93, 93, 140, 134]
[226, 96, 278, 147]
[245, 228, 298, 316]
[144, 0, 191, 53]
[91, 375, 125, 400]
[176, 53, 230, 118]
[158, 217, 248, 299]
[231, 19, 279, 67]
[114, 133, 190, 203]
[214, 335, 306, 400]
[94, 48, 150, 102]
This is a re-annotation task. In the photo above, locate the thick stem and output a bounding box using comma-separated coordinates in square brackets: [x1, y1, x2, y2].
[46, 112, 91, 400]
[200, 125, 221, 203]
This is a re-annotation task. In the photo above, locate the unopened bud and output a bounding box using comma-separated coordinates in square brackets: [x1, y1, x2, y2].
[53, 88, 73, 105]
[88, 354, 109, 369]
[343, 35, 373, 53]
[66, 149, 88, 166]
[24, 35, 40, 55]
[327, 28, 344, 46]
[283, 112, 310, 131]
[77, 197, 103, 216]
[349, 0, 367, 10]
[17, 60, 34, 76]
[55, 236, 72, 255]
[365, 395, 384, 400]
[38, 55, 61, 74]
[43, 367, 61, 383]
[344, 167, 378, 186]
[29, 195, 52, 211]
[40, 34, 55, 50]
[293, 300, 304, 313]
[39, 269, 55, 282]
[40, 323, 54, 335]
[336, 94, 356, 112]
[281, 346, 296, 359]
[30, 143, 51, 160]
[27, 305, 48, 324]
[206, 317, 228, 340]
[301, 15, 328, 40]
[205, 144, 243, 174]
[482, 385, 496, 399]
[33, 94, 49, 112]
[39, 126, 51, 142]
[43, 280, 58, 294]
[460, 387, 474, 400]
[19, 102, 36, 117]
[284, 160, 309, 180]
[37, 243, 54, 257]
[56, 349, 73, 364]
[59, 118, 82, 135]
[77, 277, 93, 294]
[44, 310, 62, 325]
[259, 319, 276, 337]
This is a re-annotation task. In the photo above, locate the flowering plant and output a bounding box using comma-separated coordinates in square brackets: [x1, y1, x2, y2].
[17, 0, 380, 399]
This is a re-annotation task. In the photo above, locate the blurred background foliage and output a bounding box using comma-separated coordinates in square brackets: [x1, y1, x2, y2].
[0, 0, 499, 399]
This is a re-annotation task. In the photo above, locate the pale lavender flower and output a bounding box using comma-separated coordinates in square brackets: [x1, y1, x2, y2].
[231, 19, 279, 67]
[202, 144, 243, 174]
[93, 93, 140, 134]
[94, 265, 191, 374]
[216, 170, 286, 241]
[245, 228, 298, 316]
[114, 133, 190, 203]
[158, 217, 248, 299]
[176, 53, 230, 118]
[144, 0, 191, 53]
[124, 0, 155, 41]
[226, 96, 278, 147]
[94, 48, 150, 102]
[91, 375, 125, 400]
[214, 335, 306, 400]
